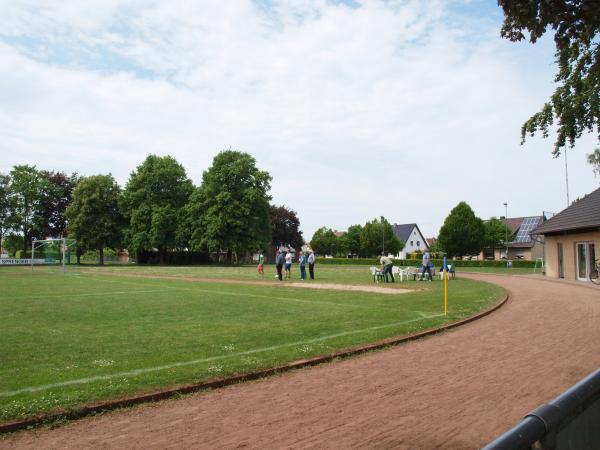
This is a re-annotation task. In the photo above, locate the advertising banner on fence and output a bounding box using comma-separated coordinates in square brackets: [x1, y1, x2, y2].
[0, 259, 52, 265]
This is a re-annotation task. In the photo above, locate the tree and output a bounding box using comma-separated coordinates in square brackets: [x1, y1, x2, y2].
[0, 173, 10, 249]
[122, 155, 193, 263]
[66, 175, 123, 265]
[498, 1, 600, 155]
[438, 202, 485, 258]
[483, 217, 509, 250]
[588, 147, 600, 178]
[359, 217, 403, 257]
[340, 224, 363, 257]
[34, 171, 79, 240]
[186, 150, 272, 263]
[2, 233, 23, 257]
[270, 205, 304, 250]
[7, 165, 46, 254]
[310, 227, 338, 256]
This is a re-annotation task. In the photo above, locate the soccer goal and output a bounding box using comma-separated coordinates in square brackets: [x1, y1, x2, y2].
[31, 238, 76, 273]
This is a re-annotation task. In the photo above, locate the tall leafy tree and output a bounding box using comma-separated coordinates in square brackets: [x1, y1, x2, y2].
[2, 234, 23, 257]
[498, 1, 600, 155]
[360, 217, 403, 257]
[7, 165, 46, 254]
[270, 205, 303, 251]
[438, 202, 485, 258]
[588, 147, 600, 178]
[310, 227, 338, 256]
[66, 175, 123, 265]
[34, 171, 79, 240]
[339, 224, 363, 257]
[483, 217, 510, 250]
[122, 155, 193, 263]
[186, 150, 272, 263]
[0, 173, 10, 249]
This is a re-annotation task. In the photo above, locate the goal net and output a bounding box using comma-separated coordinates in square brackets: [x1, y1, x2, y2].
[31, 238, 77, 272]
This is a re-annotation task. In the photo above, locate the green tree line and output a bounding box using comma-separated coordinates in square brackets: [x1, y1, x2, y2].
[0, 151, 303, 264]
[310, 203, 514, 260]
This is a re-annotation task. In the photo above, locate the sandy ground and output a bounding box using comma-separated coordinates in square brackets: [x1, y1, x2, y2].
[85, 270, 414, 294]
[2, 274, 599, 449]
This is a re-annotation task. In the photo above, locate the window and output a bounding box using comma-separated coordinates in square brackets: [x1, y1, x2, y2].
[410, 241, 414, 246]
[417, 241, 420, 246]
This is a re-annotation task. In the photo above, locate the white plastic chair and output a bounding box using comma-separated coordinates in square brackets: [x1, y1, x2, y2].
[395, 267, 409, 282]
[439, 264, 453, 280]
[370, 266, 384, 283]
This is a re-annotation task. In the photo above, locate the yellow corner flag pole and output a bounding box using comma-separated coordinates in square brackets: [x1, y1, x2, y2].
[443, 257, 448, 316]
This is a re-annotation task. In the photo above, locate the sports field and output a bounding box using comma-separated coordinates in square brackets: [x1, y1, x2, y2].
[0, 265, 504, 424]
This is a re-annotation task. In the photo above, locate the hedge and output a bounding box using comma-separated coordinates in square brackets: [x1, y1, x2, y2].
[316, 257, 536, 268]
[137, 251, 212, 265]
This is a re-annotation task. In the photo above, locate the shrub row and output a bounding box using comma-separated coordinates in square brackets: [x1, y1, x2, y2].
[317, 257, 536, 268]
[137, 251, 212, 265]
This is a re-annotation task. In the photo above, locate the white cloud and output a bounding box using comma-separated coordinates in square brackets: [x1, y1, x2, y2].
[0, 0, 597, 240]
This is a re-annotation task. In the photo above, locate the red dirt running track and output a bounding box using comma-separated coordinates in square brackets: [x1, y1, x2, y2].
[2, 274, 599, 449]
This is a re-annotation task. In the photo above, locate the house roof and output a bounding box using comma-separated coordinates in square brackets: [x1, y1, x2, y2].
[334, 231, 346, 238]
[392, 223, 416, 242]
[392, 223, 429, 248]
[532, 187, 600, 235]
[502, 218, 523, 235]
[500, 216, 543, 248]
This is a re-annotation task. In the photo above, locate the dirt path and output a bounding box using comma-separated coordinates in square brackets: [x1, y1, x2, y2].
[85, 270, 414, 294]
[2, 274, 599, 449]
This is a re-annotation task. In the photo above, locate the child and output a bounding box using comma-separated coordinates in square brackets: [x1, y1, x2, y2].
[257, 252, 265, 278]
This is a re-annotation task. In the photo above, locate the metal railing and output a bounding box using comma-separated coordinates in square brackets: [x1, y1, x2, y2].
[483, 368, 600, 450]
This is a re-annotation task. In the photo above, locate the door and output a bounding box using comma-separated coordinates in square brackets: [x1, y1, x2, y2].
[576, 242, 595, 281]
[576, 243, 588, 281]
[557, 243, 564, 278]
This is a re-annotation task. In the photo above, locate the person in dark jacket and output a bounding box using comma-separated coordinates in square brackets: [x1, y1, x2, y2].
[275, 250, 284, 281]
[298, 251, 307, 280]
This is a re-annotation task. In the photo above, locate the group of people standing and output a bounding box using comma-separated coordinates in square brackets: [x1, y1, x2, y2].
[257, 250, 316, 281]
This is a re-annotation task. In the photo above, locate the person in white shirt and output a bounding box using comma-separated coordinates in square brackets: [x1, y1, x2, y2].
[420, 251, 432, 281]
[284, 252, 292, 279]
[308, 251, 316, 280]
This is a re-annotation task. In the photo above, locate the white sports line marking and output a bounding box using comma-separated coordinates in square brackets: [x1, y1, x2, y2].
[0, 313, 444, 397]
[186, 287, 398, 310]
[11, 289, 178, 301]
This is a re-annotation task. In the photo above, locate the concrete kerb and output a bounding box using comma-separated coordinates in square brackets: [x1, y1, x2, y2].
[0, 293, 509, 434]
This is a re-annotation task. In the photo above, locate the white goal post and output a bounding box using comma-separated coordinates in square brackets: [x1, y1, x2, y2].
[31, 238, 76, 273]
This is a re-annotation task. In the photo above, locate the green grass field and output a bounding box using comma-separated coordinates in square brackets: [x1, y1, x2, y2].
[0, 264, 504, 423]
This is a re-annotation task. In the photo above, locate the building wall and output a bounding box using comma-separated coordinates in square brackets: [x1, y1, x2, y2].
[396, 227, 428, 259]
[544, 231, 600, 280]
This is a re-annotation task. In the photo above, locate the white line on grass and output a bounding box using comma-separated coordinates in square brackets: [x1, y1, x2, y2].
[10, 289, 178, 301]
[0, 313, 445, 397]
[184, 287, 395, 310]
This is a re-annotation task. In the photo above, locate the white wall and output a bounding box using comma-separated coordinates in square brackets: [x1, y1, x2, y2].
[396, 226, 428, 259]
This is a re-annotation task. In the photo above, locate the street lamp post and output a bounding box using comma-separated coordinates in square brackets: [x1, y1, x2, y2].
[381, 216, 385, 255]
[503, 202, 508, 266]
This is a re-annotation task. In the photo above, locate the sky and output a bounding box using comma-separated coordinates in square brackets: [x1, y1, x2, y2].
[1, 0, 598, 240]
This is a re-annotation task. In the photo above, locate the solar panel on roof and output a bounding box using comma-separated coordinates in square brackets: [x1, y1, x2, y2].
[514, 217, 540, 243]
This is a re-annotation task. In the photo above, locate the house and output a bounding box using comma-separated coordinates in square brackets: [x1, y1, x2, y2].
[0, 247, 8, 259]
[481, 216, 545, 261]
[532, 187, 600, 281]
[392, 223, 429, 259]
[426, 237, 437, 249]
